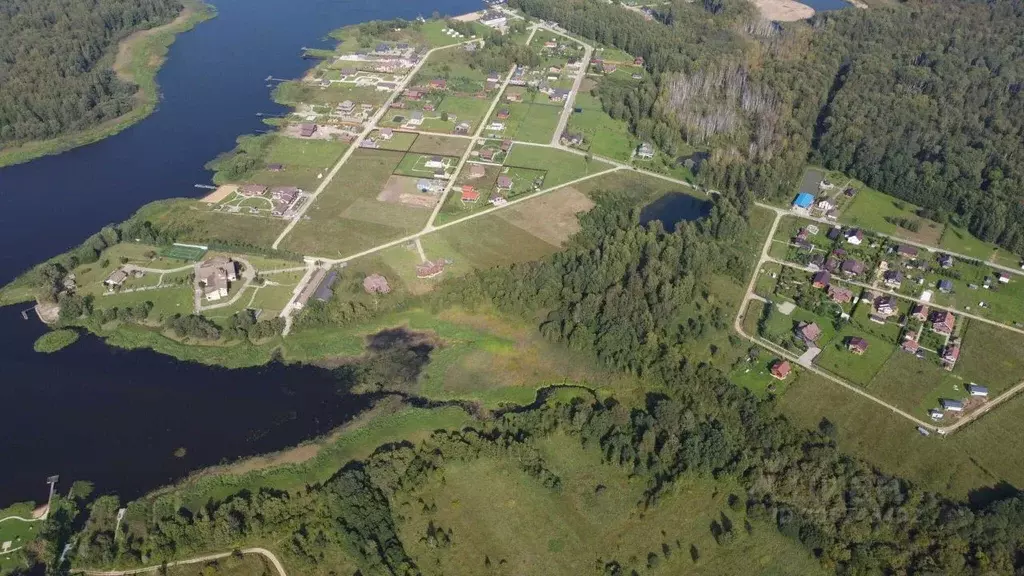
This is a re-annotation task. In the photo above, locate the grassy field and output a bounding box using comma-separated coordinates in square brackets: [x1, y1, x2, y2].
[938, 224, 997, 260]
[504, 144, 614, 187]
[135, 199, 290, 250]
[229, 136, 349, 191]
[494, 102, 562, 144]
[566, 88, 635, 162]
[839, 183, 945, 246]
[371, 130, 418, 151]
[280, 150, 431, 258]
[814, 324, 897, 386]
[433, 95, 493, 133]
[954, 320, 1024, 390]
[864, 351, 964, 418]
[408, 133, 470, 157]
[421, 214, 561, 275]
[0, 0, 215, 168]
[0, 518, 41, 573]
[398, 433, 825, 576]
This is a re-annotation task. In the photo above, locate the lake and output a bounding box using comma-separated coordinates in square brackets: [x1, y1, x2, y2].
[0, 0, 480, 505]
[639, 192, 713, 232]
[802, 0, 853, 12]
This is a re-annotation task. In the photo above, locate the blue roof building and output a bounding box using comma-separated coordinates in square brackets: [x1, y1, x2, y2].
[793, 193, 815, 209]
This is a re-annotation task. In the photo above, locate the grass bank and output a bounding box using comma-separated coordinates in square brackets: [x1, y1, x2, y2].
[0, 0, 215, 168]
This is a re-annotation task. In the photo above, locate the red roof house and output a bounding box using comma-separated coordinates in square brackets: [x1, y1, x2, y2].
[932, 310, 956, 334]
[770, 360, 792, 380]
[847, 337, 869, 355]
[461, 185, 480, 202]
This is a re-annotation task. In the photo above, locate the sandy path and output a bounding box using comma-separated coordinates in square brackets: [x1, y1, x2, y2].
[113, 6, 195, 83]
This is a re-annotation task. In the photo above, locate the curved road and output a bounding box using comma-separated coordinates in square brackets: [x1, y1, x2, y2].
[79, 547, 286, 576]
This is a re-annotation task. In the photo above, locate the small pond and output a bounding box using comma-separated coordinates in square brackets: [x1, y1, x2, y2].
[639, 192, 713, 232]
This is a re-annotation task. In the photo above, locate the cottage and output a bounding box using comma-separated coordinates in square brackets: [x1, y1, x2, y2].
[496, 175, 513, 190]
[931, 310, 956, 334]
[938, 279, 954, 293]
[824, 257, 839, 272]
[828, 285, 854, 303]
[841, 259, 865, 276]
[416, 179, 435, 193]
[844, 229, 864, 245]
[376, 82, 397, 92]
[363, 274, 391, 295]
[811, 270, 831, 289]
[792, 193, 814, 211]
[500, 139, 513, 152]
[928, 409, 944, 421]
[634, 56, 645, 65]
[770, 360, 792, 380]
[266, 163, 284, 172]
[874, 296, 898, 316]
[425, 156, 446, 169]
[997, 272, 1011, 284]
[902, 337, 920, 353]
[298, 123, 318, 138]
[942, 344, 960, 368]
[506, 92, 523, 102]
[940, 399, 964, 412]
[636, 142, 655, 159]
[938, 253, 954, 268]
[197, 257, 237, 302]
[454, 122, 471, 135]
[967, 384, 989, 397]
[796, 321, 821, 343]
[407, 111, 424, 126]
[379, 128, 394, 140]
[847, 337, 869, 355]
[337, 100, 356, 114]
[479, 148, 496, 161]
[896, 244, 919, 258]
[826, 209, 839, 220]
[461, 185, 480, 202]
[883, 270, 904, 289]
[104, 269, 128, 288]
[910, 303, 929, 321]
[429, 78, 447, 90]
[404, 89, 424, 100]
[496, 108, 510, 120]
[360, 138, 377, 149]
[239, 184, 269, 197]
[416, 259, 446, 279]
[551, 89, 571, 102]
[808, 254, 825, 271]
[844, 187, 857, 197]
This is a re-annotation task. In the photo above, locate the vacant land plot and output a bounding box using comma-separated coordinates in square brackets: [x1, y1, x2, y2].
[954, 320, 1024, 390]
[865, 351, 965, 418]
[280, 150, 429, 257]
[505, 145, 613, 188]
[814, 324, 897, 386]
[408, 133, 470, 156]
[495, 187, 595, 246]
[370, 130, 418, 151]
[394, 152, 459, 178]
[378, 175, 440, 209]
[159, 554, 276, 576]
[567, 90, 635, 162]
[399, 433, 825, 576]
[839, 184, 944, 246]
[422, 214, 561, 275]
[235, 136, 349, 191]
[494, 101, 562, 144]
[137, 200, 290, 249]
[433, 95, 492, 132]
[273, 80, 387, 107]
[939, 224, 997, 260]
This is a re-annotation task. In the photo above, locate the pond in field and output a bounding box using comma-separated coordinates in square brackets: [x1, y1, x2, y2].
[639, 192, 713, 232]
[0, 0, 481, 506]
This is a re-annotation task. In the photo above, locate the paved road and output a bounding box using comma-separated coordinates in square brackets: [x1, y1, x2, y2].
[79, 547, 286, 576]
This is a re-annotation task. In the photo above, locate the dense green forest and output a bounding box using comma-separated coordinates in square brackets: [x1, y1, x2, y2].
[0, 0, 182, 146]
[34, 189, 1024, 575]
[511, 0, 1024, 255]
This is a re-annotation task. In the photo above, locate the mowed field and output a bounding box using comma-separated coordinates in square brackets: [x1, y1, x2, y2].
[134, 199, 290, 252]
[504, 144, 614, 187]
[566, 84, 635, 162]
[398, 433, 826, 576]
[280, 149, 432, 258]
[228, 136, 349, 191]
[493, 101, 563, 143]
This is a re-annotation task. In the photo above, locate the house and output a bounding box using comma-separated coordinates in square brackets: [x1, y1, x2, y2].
[266, 163, 284, 172]
[338, 100, 356, 114]
[360, 138, 377, 149]
[376, 82, 397, 92]
[967, 384, 989, 397]
[429, 78, 447, 90]
[460, 185, 480, 202]
[469, 164, 487, 178]
[479, 148, 496, 161]
[603, 64, 617, 74]
[938, 253, 954, 268]
[811, 270, 831, 289]
[496, 108, 510, 120]
[104, 269, 128, 288]
[844, 187, 856, 197]
[407, 111, 424, 126]
[380, 128, 394, 140]
[844, 229, 864, 245]
[298, 123, 318, 138]
[902, 337, 920, 353]
[997, 271, 1011, 284]
[634, 56, 645, 65]
[197, 256, 237, 302]
[938, 279, 954, 293]
[941, 344, 960, 368]
[847, 337, 869, 355]
[931, 310, 956, 334]
[404, 89, 423, 100]
[874, 296, 898, 317]
[841, 259, 865, 276]
[550, 89, 571, 102]
[896, 244, 919, 258]
[824, 257, 839, 272]
[883, 270, 904, 289]
[928, 409, 944, 420]
[313, 270, 339, 302]
[496, 175, 513, 190]
[487, 122, 506, 132]
[454, 122, 471, 135]
[363, 274, 391, 295]
[828, 285, 854, 303]
[563, 132, 584, 146]
[339, 67, 357, 76]
[910, 304, 929, 321]
[796, 322, 821, 343]
[239, 184, 268, 197]
[500, 140, 513, 151]
[416, 259, 446, 279]
[637, 142, 655, 159]
[544, 40, 558, 48]
[808, 254, 825, 271]
[826, 227, 842, 241]
[770, 360, 792, 380]
[425, 156, 446, 169]
[940, 399, 964, 412]
[506, 92, 523, 102]
[792, 193, 814, 211]
[817, 198, 835, 211]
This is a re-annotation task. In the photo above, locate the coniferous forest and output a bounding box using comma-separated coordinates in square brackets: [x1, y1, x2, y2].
[509, 0, 1024, 254]
[0, 0, 182, 147]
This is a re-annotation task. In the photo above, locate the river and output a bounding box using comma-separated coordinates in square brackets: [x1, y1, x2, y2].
[0, 0, 480, 506]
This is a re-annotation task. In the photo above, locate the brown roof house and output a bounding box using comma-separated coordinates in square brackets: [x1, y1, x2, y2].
[896, 244, 919, 258]
[910, 304, 929, 321]
[299, 123, 318, 138]
[874, 295, 898, 317]
[363, 274, 391, 295]
[197, 256, 238, 302]
[239, 184, 268, 197]
[796, 321, 821, 344]
[932, 310, 956, 334]
[941, 343, 960, 370]
[497, 175, 513, 190]
[846, 337, 869, 355]
[811, 270, 831, 289]
[902, 335, 920, 353]
[104, 269, 128, 288]
[828, 285, 854, 303]
[841, 259, 865, 276]
[770, 360, 792, 380]
[416, 260, 446, 279]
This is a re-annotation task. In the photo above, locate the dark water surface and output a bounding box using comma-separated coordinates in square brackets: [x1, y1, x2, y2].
[0, 0, 480, 505]
[639, 192, 713, 232]
[801, 0, 852, 12]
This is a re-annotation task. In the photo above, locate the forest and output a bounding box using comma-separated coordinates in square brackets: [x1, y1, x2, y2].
[510, 0, 1024, 256]
[0, 0, 182, 147]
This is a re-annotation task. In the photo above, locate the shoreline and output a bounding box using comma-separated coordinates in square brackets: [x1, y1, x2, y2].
[0, 0, 215, 169]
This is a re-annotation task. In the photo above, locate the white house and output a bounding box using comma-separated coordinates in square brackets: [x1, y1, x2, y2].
[967, 384, 989, 397]
[941, 398, 964, 412]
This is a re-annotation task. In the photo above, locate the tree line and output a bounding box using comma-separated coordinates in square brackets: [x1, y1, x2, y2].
[0, 0, 183, 147]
